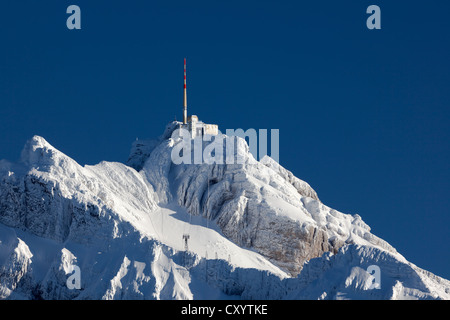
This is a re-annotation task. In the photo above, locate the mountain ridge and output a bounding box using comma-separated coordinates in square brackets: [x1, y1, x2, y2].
[0, 126, 449, 300]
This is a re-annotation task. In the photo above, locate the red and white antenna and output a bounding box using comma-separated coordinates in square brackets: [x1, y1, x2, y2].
[183, 58, 187, 124]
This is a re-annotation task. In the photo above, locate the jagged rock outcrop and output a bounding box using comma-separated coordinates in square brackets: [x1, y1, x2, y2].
[0, 235, 34, 299]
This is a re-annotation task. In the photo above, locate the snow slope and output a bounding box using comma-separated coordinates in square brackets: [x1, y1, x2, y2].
[0, 125, 449, 300]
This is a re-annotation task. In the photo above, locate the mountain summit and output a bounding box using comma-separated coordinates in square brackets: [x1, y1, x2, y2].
[0, 124, 449, 300]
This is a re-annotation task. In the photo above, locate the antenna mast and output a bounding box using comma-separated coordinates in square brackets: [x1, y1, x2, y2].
[183, 58, 187, 124]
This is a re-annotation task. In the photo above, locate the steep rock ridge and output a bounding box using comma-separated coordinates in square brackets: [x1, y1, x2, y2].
[0, 136, 159, 245]
[0, 130, 449, 299]
[0, 135, 285, 299]
[130, 125, 397, 275]
[135, 132, 335, 275]
[260, 155, 319, 201]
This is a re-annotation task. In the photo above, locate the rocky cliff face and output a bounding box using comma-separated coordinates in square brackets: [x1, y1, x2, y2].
[129, 123, 395, 276]
[0, 126, 449, 300]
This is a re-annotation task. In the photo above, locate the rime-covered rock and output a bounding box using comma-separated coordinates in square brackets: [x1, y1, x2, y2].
[0, 127, 449, 300]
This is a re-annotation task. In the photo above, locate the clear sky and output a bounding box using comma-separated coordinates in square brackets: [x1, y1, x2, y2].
[1, 1, 449, 279]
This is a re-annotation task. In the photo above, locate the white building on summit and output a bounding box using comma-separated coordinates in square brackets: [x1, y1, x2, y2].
[186, 115, 219, 138]
[180, 58, 218, 138]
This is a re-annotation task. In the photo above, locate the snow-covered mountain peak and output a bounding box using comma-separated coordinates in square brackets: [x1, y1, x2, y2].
[125, 123, 401, 276]
[21, 135, 53, 161]
[25, 135, 49, 149]
[0, 125, 449, 300]
[19, 135, 72, 171]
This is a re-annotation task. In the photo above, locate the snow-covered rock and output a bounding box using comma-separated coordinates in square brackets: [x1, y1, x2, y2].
[129, 127, 397, 275]
[0, 125, 449, 300]
[285, 245, 450, 300]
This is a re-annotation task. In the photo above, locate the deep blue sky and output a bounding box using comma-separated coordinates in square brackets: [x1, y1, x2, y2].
[1, 1, 449, 279]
